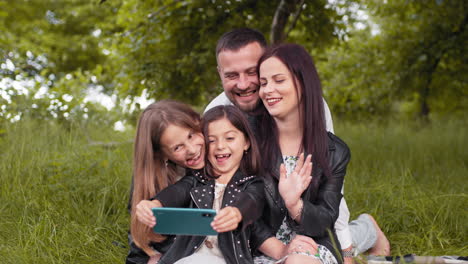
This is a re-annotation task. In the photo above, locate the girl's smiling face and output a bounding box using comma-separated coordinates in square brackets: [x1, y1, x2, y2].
[160, 124, 205, 169]
[207, 117, 250, 179]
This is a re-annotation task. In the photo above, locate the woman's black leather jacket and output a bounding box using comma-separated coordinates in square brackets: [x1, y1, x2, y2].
[250, 132, 350, 263]
[153, 169, 265, 264]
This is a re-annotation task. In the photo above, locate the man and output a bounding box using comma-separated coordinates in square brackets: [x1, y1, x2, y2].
[205, 28, 390, 262]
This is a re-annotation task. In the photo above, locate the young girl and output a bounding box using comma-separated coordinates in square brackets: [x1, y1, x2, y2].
[136, 105, 265, 264]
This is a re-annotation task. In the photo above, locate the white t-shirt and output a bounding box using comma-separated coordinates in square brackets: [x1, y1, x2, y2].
[204, 92, 353, 249]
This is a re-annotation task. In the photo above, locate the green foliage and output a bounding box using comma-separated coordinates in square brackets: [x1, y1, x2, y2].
[110, 0, 345, 105]
[1, 0, 349, 124]
[0, 0, 118, 73]
[1, 0, 466, 125]
[0, 0, 126, 127]
[320, 0, 468, 119]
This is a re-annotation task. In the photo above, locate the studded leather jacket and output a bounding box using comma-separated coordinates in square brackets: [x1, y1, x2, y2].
[250, 133, 350, 264]
[153, 169, 265, 264]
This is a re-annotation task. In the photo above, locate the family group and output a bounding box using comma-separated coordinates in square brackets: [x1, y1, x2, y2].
[126, 28, 390, 264]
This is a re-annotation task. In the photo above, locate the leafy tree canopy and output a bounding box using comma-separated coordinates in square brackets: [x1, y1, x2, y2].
[0, 0, 466, 126]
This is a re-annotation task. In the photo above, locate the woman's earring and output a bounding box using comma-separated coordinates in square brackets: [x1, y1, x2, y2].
[244, 149, 249, 154]
[164, 160, 169, 167]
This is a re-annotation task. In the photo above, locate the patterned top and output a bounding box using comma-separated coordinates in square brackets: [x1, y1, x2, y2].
[189, 183, 227, 258]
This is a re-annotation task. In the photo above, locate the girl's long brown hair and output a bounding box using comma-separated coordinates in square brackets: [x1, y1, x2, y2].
[130, 100, 201, 255]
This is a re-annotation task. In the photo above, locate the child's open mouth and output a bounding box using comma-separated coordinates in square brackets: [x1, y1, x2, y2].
[215, 154, 231, 163]
[186, 151, 202, 167]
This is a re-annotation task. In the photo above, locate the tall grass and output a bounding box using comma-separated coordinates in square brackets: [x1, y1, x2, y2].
[0, 118, 466, 263]
[336, 118, 467, 256]
[0, 120, 133, 263]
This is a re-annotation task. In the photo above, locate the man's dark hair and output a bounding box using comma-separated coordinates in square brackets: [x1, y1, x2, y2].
[216, 28, 267, 57]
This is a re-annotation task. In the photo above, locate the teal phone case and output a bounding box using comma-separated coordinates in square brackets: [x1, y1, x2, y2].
[152, 207, 218, 236]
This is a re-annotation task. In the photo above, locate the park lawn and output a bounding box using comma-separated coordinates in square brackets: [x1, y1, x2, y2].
[0, 118, 466, 263]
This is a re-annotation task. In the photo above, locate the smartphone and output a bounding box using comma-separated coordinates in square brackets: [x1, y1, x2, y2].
[152, 207, 218, 236]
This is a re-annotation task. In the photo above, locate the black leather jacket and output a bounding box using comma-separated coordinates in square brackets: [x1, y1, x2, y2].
[153, 169, 265, 264]
[251, 132, 350, 263]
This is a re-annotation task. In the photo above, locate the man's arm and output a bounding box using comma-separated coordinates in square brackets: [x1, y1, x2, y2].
[323, 98, 334, 133]
[323, 102, 355, 257]
[335, 197, 353, 249]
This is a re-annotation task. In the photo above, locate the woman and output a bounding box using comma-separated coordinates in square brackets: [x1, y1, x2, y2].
[251, 43, 351, 264]
[127, 100, 206, 264]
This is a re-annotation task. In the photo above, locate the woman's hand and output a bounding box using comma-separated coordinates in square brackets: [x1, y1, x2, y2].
[279, 153, 313, 209]
[211, 206, 242, 233]
[147, 254, 161, 264]
[284, 235, 321, 264]
[135, 199, 162, 228]
[287, 235, 318, 255]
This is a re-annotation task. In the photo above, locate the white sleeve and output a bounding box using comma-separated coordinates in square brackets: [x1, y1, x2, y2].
[323, 98, 334, 133]
[323, 97, 351, 248]
[335, 196, 353, 249]
[204, 92, 233, 113]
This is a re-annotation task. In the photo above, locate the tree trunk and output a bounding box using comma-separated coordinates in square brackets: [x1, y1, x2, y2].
[419, 56, 441, 120]
[270, 0, 303, 44]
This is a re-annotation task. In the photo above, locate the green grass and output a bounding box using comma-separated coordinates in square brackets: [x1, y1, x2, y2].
[336, 118, 467, 256]
[0, 118, 466, 263]
[0, 120, 133, 263]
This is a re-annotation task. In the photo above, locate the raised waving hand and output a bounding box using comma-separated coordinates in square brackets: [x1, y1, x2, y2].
[278, 153, 312, 222]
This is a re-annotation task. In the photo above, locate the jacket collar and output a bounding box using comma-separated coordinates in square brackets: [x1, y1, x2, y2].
[189, 169, 255, 209]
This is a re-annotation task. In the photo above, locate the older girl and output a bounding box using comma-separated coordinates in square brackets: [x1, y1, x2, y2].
[127, 100, 205, 263]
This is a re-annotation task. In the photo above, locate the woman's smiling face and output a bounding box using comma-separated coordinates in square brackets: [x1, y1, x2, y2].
[259, 57, 301, 120]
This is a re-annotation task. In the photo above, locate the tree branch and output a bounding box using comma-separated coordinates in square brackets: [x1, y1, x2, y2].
[270, 0, 302, 44]
[286, 0, 305, 38]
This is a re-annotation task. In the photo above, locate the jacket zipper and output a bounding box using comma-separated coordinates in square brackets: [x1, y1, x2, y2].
[231, 232, 241, 264]
[190, 192, 201, 209]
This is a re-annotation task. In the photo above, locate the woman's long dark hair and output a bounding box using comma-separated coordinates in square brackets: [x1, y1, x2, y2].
[202, 105, 261, 178]
[256, 43, 330, 197]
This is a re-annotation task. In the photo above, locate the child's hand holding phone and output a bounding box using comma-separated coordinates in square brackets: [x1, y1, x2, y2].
[135, 199, 162, 228]
[211, 206, 242, 233]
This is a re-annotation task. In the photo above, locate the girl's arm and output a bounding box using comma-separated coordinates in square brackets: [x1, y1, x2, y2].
[153, 173, 196, 207]
[212, 177, 265, 232]
[134, 173, 197, 228]
[249, 218, 276, 255]
[259, 237, 287, 260]
[135, 199, 163, 227]
[232, 177, 265, 229]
